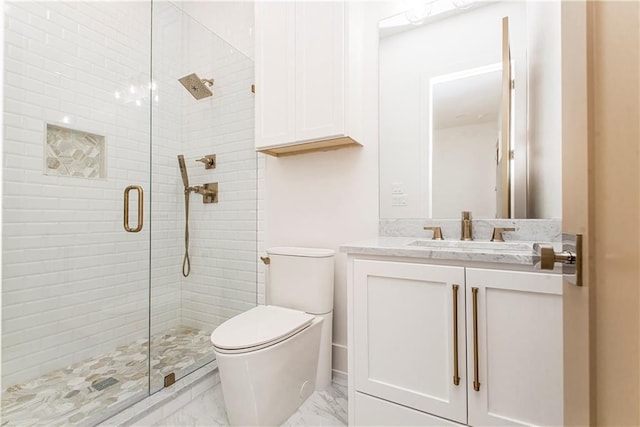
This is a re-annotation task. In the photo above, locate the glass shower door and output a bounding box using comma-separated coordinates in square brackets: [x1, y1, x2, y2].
[149, 2, 258, 392]
[2, 1, 152, 425]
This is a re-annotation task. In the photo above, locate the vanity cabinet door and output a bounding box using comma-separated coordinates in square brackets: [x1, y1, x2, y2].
[353, 260, 467, 424]
[465, 268, 563, 427]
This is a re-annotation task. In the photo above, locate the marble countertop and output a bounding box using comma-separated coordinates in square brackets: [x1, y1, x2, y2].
[340, 236, 559, 266]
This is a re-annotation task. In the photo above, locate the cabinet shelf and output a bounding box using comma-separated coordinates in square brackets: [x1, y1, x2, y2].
[257, 136, 362, 157]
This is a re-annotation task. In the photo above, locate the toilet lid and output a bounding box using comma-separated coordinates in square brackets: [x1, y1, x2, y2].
[267, 247, 335, 258]
[210, 305, 314, 351]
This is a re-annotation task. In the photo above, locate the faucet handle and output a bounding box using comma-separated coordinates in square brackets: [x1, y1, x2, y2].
[490, 227, 516, 242]
[196, 154, 216, 169]
[423, 226, 444, 240]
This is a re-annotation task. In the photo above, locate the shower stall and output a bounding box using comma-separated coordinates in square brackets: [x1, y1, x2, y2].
[2, 1, 257, 425]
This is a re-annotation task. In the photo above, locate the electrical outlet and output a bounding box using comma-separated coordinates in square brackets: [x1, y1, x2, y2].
[392, 195, 408, 206]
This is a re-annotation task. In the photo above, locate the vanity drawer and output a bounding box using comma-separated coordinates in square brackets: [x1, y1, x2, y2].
[354, 392, 463, 426]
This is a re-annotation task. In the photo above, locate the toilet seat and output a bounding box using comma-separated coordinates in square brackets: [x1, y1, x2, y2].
[211, 305, 314, 354]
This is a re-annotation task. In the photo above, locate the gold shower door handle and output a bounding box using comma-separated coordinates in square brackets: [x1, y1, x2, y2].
[452, 284, 460, 386]
[472, 287, 480, 392]
[124, 185, 143, 232]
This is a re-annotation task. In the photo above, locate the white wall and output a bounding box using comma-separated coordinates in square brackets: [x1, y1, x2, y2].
[526, 1, 562, 219]
[177, 1, 255, 60]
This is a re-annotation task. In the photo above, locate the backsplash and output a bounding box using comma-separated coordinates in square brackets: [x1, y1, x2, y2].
[380, 218, 561, 242]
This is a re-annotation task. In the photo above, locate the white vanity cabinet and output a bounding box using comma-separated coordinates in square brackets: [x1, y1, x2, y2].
[465, 268, 563, 427]
[352, 260, 468, 424]
[254, 1, 361, 156]
[349, 257, 563, 426]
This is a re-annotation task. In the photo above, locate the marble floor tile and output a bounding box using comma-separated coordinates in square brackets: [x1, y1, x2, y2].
[147, 382, 347, 427]
[282, 384, 348, 426]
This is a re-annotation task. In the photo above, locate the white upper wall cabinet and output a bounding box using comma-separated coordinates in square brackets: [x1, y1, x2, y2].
[255, 2, 296, 148]
[294, 1, 344, 142]
[255, 1, 361, 156]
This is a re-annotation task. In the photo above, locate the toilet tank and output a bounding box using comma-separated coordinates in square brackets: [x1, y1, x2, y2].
[266, 247, 335, 315]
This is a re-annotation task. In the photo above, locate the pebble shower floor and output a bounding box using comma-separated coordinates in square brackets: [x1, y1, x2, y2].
[1, 327, 214, 426]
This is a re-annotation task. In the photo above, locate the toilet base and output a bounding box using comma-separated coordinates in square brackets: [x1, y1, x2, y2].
[214, 317, 323, 426]
[315, 311, 333, 390]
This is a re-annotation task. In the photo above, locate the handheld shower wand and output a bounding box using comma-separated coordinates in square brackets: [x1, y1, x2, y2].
[177, 155, 219, 276]
[178, 155, 189, 188]
[178, 155, 191, 277]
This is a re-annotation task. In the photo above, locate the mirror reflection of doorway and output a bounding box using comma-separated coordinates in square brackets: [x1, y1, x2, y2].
[428, 64, 503, 218]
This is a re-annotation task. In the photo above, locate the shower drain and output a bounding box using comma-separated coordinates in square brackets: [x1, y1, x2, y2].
[91, 377, 119, 391]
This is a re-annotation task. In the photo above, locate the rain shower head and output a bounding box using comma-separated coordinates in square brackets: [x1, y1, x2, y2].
[177, 155, 189, 188]
[178, 73, 214, 100]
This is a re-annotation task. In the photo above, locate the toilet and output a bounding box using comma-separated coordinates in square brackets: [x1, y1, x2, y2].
[210, 247, 335, 426]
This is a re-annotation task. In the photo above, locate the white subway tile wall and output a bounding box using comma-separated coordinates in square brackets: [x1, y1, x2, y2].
[3, 0, 260, 389]
[177, 9, 258, 333]
[150, 2, 184, 337]
[3, 1, 153, 388]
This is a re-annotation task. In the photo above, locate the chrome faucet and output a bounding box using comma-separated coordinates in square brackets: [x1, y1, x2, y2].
[461, 211, 473, 241]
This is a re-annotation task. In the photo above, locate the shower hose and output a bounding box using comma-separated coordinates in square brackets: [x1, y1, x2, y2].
[182, 188, 191, 277]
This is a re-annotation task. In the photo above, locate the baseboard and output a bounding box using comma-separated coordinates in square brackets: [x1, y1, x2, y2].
[332, 342, 348, 374]
[332, 369, 348, 386]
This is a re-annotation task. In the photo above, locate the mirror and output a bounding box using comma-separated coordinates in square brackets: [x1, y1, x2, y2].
[379, 0, 561, 219]
[430, 64, 502, 218]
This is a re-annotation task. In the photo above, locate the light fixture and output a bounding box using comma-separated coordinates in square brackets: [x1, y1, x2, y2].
[403, 0, 434, 25]
[452, 0, 475, 10]
[380, 0, 479, 32]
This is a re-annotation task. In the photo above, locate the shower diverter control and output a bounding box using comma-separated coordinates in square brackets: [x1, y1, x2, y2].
[196, 154, 216, 169]
[193, 183, 218, 204]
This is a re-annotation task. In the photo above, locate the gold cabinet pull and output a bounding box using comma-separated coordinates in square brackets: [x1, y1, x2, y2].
[452, 284, 460, 386]
[124, 185, 143, 233]
[472, 287, 480, 392]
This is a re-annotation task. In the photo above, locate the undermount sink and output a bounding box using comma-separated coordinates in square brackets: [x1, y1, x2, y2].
[406, 239, 533, 252]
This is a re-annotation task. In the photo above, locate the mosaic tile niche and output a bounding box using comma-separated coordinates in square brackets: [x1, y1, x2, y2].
[45, 124, 106, 179]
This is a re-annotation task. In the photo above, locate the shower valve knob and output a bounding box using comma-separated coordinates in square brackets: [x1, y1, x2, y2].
[196, 155, 216, 169]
